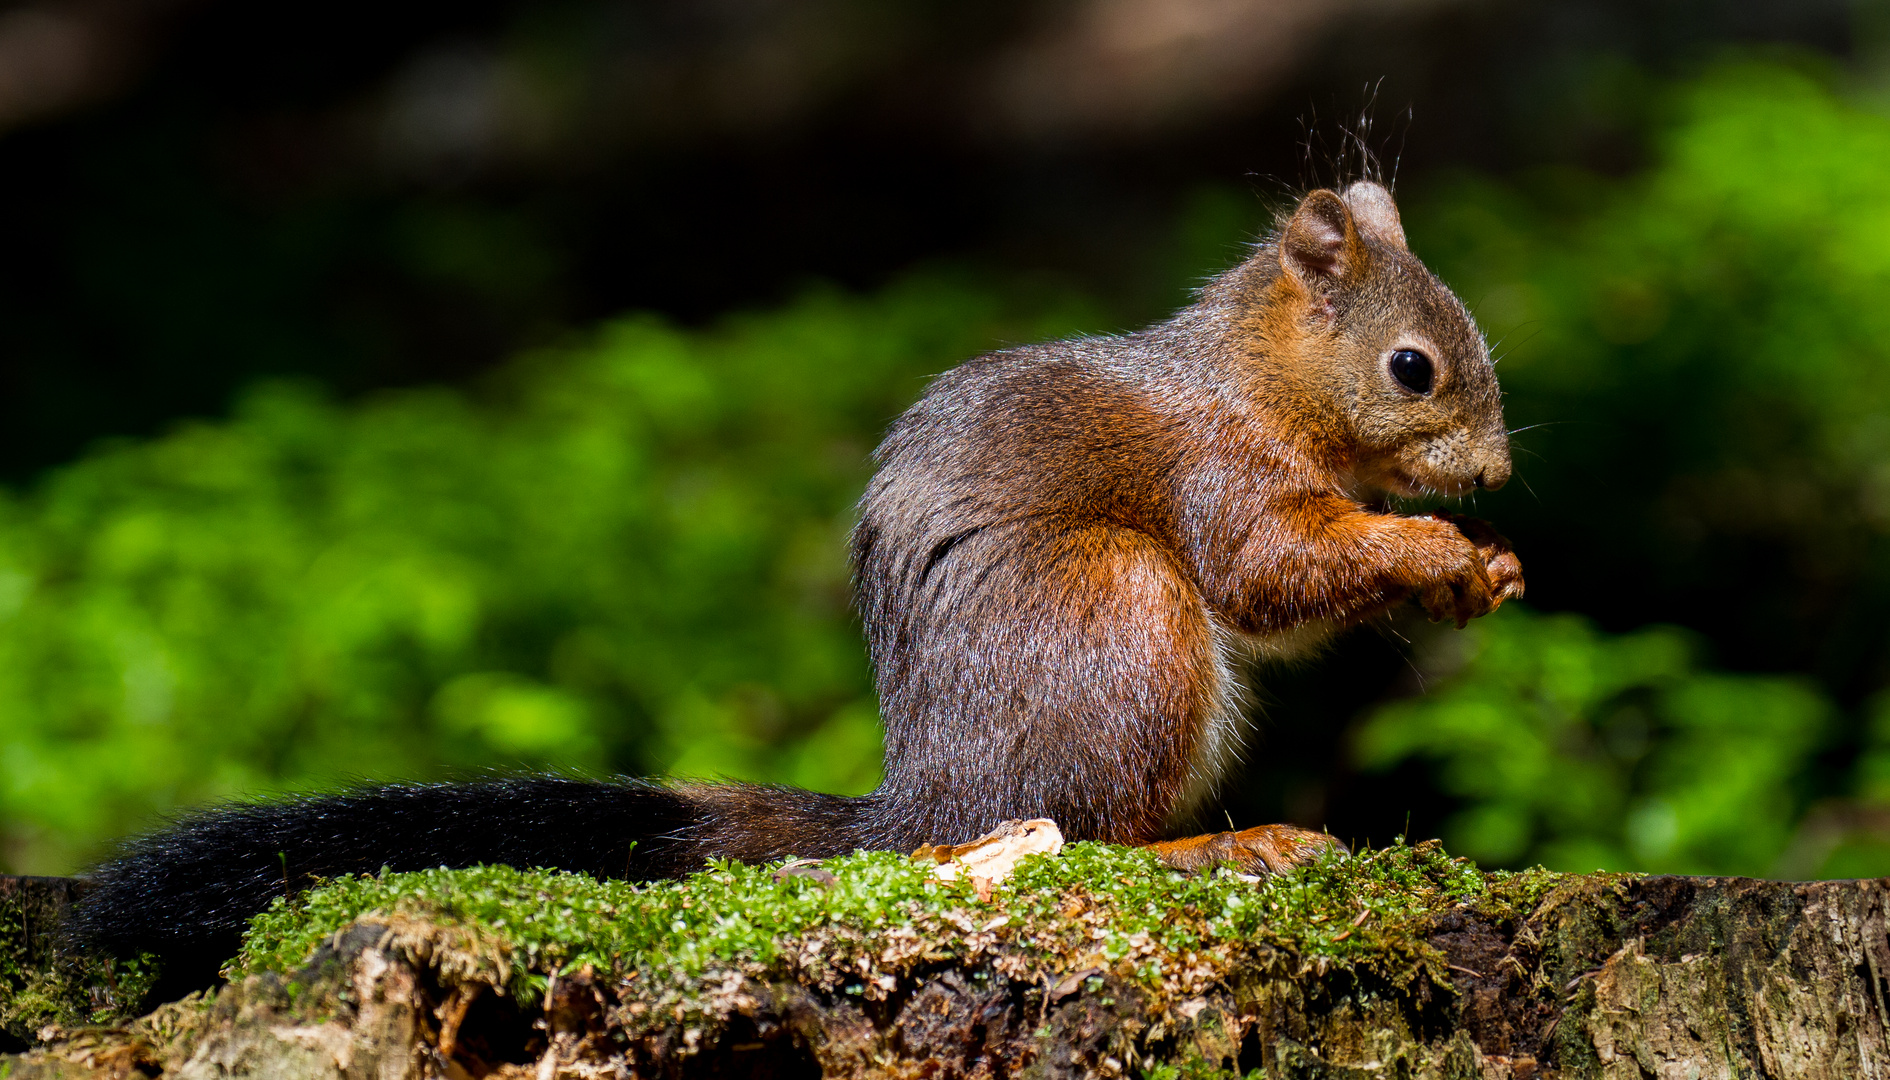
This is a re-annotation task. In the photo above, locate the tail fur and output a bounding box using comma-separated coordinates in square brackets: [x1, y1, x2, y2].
[71, 777, 875, 997]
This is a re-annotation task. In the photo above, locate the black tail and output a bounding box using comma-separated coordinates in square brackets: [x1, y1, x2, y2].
[70, 777, 876, 999]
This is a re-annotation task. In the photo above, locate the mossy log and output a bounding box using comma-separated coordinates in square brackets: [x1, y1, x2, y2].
[0, 875, 153, 1054]
[4, 846, 1890, 1078]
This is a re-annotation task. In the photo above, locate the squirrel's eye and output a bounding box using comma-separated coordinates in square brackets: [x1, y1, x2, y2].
[1389, 349, 1433, 394]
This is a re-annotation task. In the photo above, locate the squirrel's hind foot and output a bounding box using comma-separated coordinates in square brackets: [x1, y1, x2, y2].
[1148, 824, 1345, 875]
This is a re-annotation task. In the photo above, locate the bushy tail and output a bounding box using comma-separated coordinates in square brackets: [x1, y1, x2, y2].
[71, 777, 875, 998]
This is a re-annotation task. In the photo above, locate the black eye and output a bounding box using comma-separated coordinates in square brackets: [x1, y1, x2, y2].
[1389, 349, 1433, 394]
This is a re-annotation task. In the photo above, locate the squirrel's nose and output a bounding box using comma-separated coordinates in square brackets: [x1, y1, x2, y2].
[1474, 459, 1511, 492]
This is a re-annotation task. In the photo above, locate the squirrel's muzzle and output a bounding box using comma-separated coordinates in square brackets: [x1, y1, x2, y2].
[1472, 451, 1511, 492]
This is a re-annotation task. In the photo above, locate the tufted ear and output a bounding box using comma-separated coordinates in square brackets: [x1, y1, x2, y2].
[1279, 189, 1355, 283]
[1341, 181, 1408, 250]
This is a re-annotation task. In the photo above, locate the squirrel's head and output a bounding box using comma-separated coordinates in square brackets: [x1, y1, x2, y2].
[1247, 181, 1510, 498]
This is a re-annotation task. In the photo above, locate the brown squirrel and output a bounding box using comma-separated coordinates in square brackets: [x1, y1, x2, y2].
[72, 180, 1521, 990]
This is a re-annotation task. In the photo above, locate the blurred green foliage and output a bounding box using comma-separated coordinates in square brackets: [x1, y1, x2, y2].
[1357, 607, 1829, 875]
[7, 58, 1890, 883]
[0, 276, 1095, 874]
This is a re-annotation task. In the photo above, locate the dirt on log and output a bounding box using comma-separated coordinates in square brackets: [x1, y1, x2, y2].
[4, 854, 1890, 1078]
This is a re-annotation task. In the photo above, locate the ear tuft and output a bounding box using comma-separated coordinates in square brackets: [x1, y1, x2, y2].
[1341, 181, 1408, 251]
[1280, 190, 1353, 283]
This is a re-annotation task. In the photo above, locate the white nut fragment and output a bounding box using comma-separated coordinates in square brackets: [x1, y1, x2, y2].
[912, 818, 1064, 885]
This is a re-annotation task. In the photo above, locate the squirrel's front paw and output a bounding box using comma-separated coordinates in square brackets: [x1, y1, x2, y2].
[1439, 511, 1524, 605]
[1414, 539, 1494, 629]
[1417, 511, 1521, 627]
[1149, 824, 1346, 875]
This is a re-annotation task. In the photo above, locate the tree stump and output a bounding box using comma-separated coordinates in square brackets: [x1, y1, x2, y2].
[4, 850, 1888, 1078]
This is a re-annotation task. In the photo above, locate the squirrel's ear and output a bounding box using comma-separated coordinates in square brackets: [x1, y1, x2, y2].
[1341, 181, 1408, 251]
[1280, 190, 1355, 283]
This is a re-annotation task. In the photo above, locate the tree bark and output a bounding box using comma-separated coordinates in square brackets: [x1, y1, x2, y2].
[4, 871, 1888, 1078]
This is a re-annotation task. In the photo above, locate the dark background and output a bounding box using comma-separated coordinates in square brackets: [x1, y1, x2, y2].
[0, 0, 1878, 874]
[3, 0, 1851, 473]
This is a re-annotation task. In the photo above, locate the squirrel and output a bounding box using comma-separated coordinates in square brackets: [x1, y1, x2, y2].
[70, 180, 1522, 992]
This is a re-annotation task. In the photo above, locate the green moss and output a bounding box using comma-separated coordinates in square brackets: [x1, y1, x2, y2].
[234, 839, 1567, 1014]
[0, 890, 158, 1040]
[1141, 1061, 1265, 1080]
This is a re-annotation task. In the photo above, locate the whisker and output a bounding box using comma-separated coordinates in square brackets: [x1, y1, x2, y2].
[1484, 322, 1547, 363]
[1374, 611, 1413, 646]
[1508, 324, 1547, 349]
[1391, 104, 1412, 192]
[1401, 649, 1427, 694]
